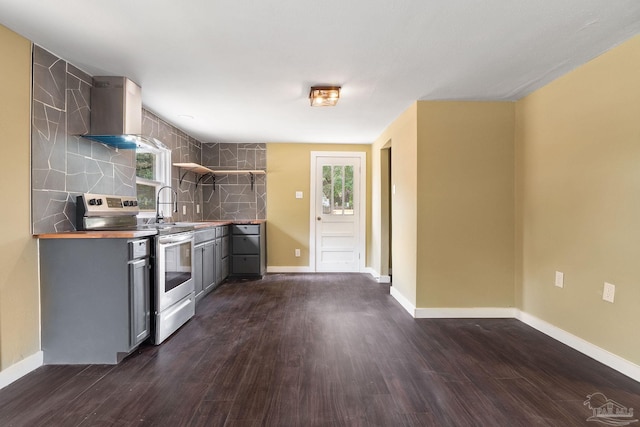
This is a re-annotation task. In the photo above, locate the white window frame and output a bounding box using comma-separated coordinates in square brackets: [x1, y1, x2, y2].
[136, 140, 172, 220]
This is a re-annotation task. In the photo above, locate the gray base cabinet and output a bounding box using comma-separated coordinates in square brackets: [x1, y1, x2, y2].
[193, 226, 229, 302]
[218, 226, 229, 284]
[230, 223, 266, 277]
[129, 257, 151, 346]
[39, 238, 151, 364]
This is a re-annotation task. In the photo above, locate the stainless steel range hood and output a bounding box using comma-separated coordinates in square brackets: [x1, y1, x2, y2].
[82, 76, 164, 150]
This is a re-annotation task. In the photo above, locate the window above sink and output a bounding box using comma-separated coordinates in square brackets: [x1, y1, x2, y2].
[136, 140, 171, 218]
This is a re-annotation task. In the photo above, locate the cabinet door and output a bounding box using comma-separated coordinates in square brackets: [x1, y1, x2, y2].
[203, 241, 215, 293]
[222, 256, 229, 281]
[215, 238, 223, 285]
[129, 258, 151, 347]
[194, 245, 204, 296]
[221, 235, 229, 258]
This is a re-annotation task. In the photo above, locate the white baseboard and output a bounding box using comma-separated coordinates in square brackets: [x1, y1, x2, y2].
[266, 266, 314, 273]
[387, 286, 640, 382]
[390, 286, 416, 316]
[364, 268, 391, 283]
[516, 311, 640, 383]
[0, 351, 43, 390]
[415, 307, 518, 318]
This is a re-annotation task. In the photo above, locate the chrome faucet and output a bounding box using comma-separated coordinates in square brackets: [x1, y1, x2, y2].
[156, 185, 178, 223]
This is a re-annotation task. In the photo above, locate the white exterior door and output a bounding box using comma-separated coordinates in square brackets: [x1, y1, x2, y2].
[311, 152, 366, 272]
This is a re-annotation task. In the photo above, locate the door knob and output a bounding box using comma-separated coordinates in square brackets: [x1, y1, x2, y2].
[317, 217, 322, 221]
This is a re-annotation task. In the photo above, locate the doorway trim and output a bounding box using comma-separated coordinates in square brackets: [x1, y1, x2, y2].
[309, 151, 367, 272]
[380, 141, 392, 283]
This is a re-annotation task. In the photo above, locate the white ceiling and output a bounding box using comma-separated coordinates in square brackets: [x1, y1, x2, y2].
[1, 1, 640, 144]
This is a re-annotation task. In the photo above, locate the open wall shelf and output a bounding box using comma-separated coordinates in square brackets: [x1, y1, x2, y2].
[173, 163, 265, 190]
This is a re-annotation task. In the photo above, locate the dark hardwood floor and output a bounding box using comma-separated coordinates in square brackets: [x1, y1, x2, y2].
[1, 273, 639, 426]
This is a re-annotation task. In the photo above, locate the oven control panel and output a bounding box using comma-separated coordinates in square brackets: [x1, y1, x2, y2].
[78, 193, 140, 216]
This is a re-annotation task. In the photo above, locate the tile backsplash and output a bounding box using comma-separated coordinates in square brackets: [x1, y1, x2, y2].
[201, 143, 266, 221]
[31, 45, 266, 234]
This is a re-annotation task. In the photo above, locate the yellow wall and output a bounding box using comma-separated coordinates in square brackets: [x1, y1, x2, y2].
[416, 102, 515, 307]
[0, 25, 40, 371]
[266, 143, 371, 268]
[371, 104, 418, 305]
[516, 34, 640, 363]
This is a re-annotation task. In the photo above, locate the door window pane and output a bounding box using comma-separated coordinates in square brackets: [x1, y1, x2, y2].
[344, 165, 354, 215]
[333, 166, 344, 213]
[322, 165, 332, 214]
[321, 164, 355, 216]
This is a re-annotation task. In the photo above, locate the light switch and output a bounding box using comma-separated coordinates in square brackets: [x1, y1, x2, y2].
[295, 191, 303, 199]
[182, 205, 187, 215]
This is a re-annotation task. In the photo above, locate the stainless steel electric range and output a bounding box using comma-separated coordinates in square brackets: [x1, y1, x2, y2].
[76, 192, 196, 344]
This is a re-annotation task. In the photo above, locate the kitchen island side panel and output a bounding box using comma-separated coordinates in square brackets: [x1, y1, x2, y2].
[40, 239, 133, 364]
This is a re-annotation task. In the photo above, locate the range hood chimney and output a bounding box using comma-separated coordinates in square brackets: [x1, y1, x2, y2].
[82, 76, 164, 150]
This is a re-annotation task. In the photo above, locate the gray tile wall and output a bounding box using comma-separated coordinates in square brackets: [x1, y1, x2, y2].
[31, 46, 267, 234]
[201, 143, 267, 221]
[141, 110, 206, 223]
[32, 45, 136, 234]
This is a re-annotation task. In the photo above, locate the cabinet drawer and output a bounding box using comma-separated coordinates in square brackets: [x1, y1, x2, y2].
[232, 255, 260, 275]
[232, 235, 259, 254]
[194, 228, 216, 244]
[232, 224, 260, 235]
[128, 239, 149, 259]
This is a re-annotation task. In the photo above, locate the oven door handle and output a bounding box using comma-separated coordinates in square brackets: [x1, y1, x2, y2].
[158, 233, 193, 245]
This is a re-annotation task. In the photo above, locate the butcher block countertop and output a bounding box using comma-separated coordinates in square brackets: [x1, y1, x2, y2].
[36, 220, 267, 239]
[36, 230, 159, 239]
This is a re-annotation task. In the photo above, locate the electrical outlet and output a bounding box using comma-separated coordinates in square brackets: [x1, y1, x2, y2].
[196, 204, 200, 214]
[555, 271, 564, 288]
[295, 249, 301, 257]
[182, 205, 187, 215]
[603, 282, 615, 303]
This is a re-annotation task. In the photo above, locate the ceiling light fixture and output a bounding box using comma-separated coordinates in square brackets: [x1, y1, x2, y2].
[309, 86, 341, 107]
